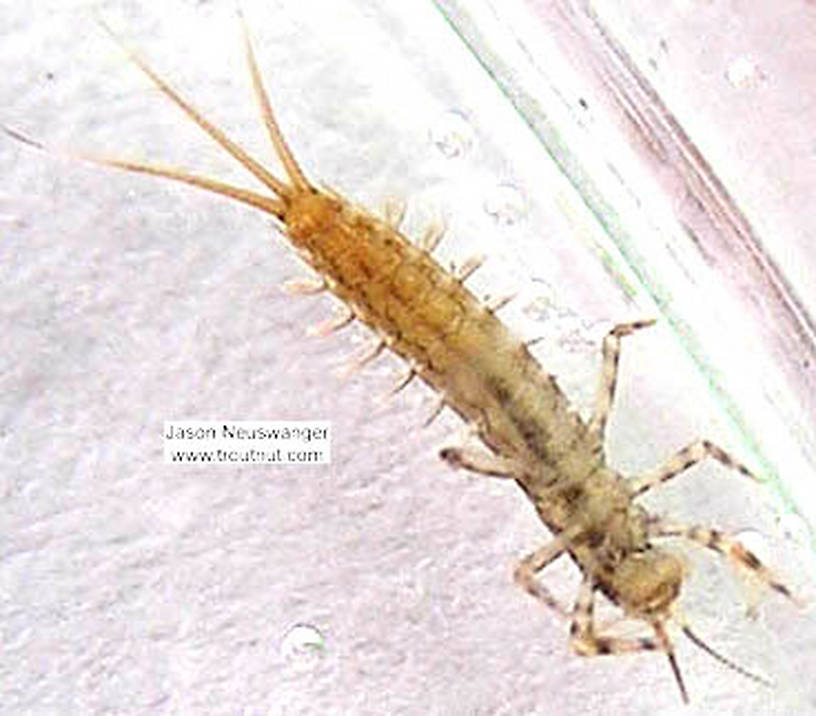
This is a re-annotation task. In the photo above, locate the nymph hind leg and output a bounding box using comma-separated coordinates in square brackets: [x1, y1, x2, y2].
[650, 522, 798, 605]
[569, 574, 688, 702]
[629, 439, 760, 496]
[588, 320, 656, 444]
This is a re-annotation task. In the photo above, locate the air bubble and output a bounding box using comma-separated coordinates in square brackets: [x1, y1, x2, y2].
[280, 623, 325, 671]
[725, 57, 761, 88]
[429, 111, 475, 158]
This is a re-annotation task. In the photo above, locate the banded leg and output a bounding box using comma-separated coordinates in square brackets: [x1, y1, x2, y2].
[569, 574, 688, 702]
[651, 522, 798, 605]
[569, 574, 663, 657]
[588, 320, 656, 444]
[630, 439, 759, 496]
[513, 537, 572, 619]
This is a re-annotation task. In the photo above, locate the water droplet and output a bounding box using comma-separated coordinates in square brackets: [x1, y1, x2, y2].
[484, 184, 526, 226]
[280, 623, 325, 671]
[429, 110, 475, 158]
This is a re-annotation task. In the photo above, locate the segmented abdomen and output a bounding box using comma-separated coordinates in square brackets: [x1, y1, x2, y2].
[286, 190, 602, 487]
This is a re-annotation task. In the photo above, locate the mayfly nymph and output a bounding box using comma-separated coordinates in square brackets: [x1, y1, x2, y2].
[4, 14, 799, 703]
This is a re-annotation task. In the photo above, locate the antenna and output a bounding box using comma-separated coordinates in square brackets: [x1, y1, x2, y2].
[682, 624, 773, 689]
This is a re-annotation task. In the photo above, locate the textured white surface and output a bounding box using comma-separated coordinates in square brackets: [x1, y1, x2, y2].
[2, 1, 814, 714]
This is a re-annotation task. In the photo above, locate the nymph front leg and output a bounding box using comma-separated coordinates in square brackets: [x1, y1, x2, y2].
[588, 320, 656, 445]
[650, 522, 798, 604]
[513, 537, 573, 619]
[568, 573, 688, 702]
[439, 443, 524, 479]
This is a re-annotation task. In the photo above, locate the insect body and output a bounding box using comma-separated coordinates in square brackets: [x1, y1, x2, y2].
[6, 16, 797, 703]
